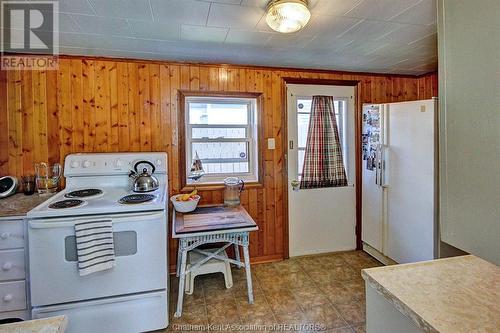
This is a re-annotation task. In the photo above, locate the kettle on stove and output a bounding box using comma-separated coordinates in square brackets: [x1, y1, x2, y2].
[128, 161, 159, 192]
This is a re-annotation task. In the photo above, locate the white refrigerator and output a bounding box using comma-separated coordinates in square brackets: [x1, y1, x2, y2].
[361, 99, 437, 264]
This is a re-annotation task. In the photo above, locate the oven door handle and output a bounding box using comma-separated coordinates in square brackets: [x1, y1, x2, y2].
[29, 211, 165, 229]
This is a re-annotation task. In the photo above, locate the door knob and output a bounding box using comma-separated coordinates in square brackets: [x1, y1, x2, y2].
[2, 262, 12, 271]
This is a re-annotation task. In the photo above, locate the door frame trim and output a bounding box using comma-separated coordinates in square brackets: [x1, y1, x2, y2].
[281, 78, 362, 259]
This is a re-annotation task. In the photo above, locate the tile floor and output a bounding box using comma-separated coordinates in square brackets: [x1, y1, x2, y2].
[165, 251, 383, 333]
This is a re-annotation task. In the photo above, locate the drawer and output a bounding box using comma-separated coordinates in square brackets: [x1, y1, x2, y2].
[0, 220, 25, 250]
[0, 281, 26, 312]
[0, 249, 25, 281]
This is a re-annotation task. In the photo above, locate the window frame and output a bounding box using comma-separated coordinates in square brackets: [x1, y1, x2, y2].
[178, 91, 264, 191]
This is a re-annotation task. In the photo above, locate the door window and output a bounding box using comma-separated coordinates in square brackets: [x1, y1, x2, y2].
[296, 97, 348, 178]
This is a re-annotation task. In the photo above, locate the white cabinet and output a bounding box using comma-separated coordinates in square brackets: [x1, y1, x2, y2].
[0, 217, 30, 321]
[0, 249, 26, 281]
[365, 285, 423, 333]
[0, 281, 26, 313]
[0, 221, 24, 250]
[437, 0, 500, 265]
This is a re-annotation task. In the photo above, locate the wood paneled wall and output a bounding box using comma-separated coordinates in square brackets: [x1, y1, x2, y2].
[0, 55, 438, 266]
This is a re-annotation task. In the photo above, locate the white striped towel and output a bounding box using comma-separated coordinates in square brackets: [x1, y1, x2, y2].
[75, 220, 115, 276]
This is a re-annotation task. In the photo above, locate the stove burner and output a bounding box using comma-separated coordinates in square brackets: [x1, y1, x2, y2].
[49, 199, 85, 209]
[119, 194, 155, 204]
[65, 188, 103, 198]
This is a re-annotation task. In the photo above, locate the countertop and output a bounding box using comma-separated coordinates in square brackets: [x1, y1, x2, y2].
[0, 193, 53, 218]
[362, 255, 500, 333]
[0, 316, 67, 333]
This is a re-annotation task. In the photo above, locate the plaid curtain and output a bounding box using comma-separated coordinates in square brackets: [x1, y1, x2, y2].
[300, 96, 348, 189]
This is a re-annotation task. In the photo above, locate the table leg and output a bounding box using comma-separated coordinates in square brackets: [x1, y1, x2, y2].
[242, 244, 254, 304]
[174, 247, 188, 318]
[234, 243, 240, 266]
[176, 241, 182, 277]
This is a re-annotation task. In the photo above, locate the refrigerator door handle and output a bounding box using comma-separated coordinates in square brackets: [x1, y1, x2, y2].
[375, 144, 383, 187]
[378, 144, 384, 187]
[376, 161, 381, 187]
[382, 145, 389, 187]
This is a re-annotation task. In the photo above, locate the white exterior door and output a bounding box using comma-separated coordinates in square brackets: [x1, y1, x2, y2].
[286, 84, 356, 257]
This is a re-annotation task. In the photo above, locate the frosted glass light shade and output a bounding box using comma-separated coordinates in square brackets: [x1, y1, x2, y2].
[266, 0, 311, 33]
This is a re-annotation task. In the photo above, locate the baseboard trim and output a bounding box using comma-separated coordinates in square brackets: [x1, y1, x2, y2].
[362, 242, 397, 266]
[250, 254, 284, 264]
[290, 247, 357, 258]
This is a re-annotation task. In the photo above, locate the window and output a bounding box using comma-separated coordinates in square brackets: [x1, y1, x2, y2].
[184, 95, 260, 185]
[296, 97, 349, 178]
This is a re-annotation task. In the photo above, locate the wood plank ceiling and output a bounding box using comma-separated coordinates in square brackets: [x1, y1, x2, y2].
[0, 56, 438, 267]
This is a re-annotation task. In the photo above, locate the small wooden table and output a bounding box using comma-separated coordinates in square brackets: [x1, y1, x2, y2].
[172, 205, 258, 318]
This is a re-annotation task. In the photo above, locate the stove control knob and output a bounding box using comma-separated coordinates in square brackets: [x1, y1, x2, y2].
[82, 160, 92, 168]
[155, 159, 162, 167]
[70, 160, 79, 168]
[114, 159, 123, 168]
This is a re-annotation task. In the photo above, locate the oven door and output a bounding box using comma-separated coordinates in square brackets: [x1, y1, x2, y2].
[28, 211, 167, 307]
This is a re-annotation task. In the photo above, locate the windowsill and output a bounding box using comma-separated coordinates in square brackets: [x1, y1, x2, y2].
[181, 181, 264, 192]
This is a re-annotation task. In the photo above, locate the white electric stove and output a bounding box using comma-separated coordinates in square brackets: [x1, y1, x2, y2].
[27, 152, 169, 333]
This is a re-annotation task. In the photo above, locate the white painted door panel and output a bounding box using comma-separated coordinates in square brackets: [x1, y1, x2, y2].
[287, 84, 356, 257]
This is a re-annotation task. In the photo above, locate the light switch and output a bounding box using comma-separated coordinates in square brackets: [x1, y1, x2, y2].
[267, 138, 275, 150]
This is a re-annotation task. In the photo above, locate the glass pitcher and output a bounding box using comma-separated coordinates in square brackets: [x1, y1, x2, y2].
[223, 177, 245, 206]
[35, 162, 62, 194]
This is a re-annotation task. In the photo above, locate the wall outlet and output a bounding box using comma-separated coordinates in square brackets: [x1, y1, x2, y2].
[267, 138, 275, 150]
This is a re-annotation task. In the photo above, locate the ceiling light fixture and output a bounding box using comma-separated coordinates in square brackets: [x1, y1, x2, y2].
[266, 0, 311, 34]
